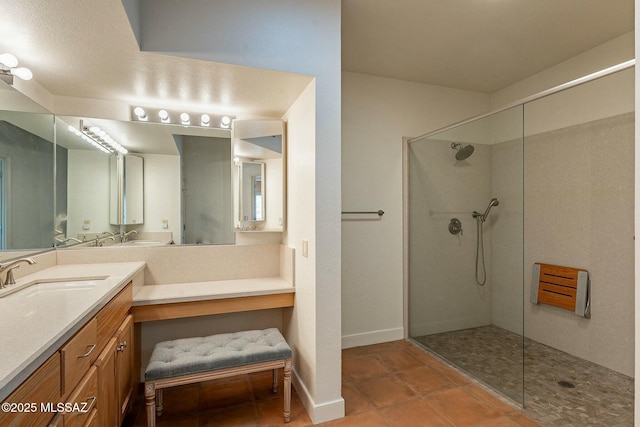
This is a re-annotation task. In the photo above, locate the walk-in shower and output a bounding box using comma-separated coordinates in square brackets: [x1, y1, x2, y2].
[405, 60, 634, 425]
[407, 105, 525, 403]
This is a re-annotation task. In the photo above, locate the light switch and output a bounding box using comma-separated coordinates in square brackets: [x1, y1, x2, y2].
[162, 219, 169, 229]
[302, 240, 308, 258]
[83, 220, 91, 230]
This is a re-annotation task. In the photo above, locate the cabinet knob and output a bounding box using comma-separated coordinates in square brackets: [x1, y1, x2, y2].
[117, 341, 128, 352]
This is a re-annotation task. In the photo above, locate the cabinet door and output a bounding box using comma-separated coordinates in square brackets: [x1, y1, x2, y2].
[116, 315, 134, 423]
[95, 337, 118, 427]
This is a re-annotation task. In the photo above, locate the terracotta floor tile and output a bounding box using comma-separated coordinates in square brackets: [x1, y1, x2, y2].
[155, 413, 200, 427]
[472, 415, 522, 426]
[430, 362, 472, 386]
[377, 398, 454, 427]
[200, 375, 254, 411]
[342, 381, 374, 415]
[256, 393, 312, 427]
[466, 384, 520, 415]
[375, 348, 424, 372]
[424, 387, 513, 426]
[395, 365, 458, 395]
[342, 353, 391, 381]
[319, 410, 389, 427]
[199, 402, 260, 427]
[157, 383, 200, 417]
[510, 413, 542, 427]
[360, 340, 405, 354]
[355, 375, 416, 408]
[249, 370, 285, 401]
[342, 346, 367, 357]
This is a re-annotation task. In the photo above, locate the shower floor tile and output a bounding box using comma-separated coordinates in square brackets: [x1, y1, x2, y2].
[413, 325, 633, 427]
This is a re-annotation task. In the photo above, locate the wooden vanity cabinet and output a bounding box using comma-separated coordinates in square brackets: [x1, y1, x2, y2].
[96, 315, 134, 427]
[0, 281, 134, 427]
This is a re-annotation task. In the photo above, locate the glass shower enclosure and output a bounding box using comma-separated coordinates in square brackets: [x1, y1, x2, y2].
[407, 105, 524, 404]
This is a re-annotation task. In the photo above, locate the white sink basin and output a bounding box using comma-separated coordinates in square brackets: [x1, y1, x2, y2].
[0, 276, 108, 298]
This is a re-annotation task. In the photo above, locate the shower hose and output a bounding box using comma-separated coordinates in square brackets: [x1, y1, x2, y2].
[475, 216, 487, 286]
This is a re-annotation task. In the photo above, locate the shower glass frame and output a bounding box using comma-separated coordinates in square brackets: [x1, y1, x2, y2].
[406, 105, 524, 405]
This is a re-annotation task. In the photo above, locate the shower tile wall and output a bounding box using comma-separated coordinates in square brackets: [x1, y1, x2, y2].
[408, 139, 493, 337]
[523, 112, 634, 377]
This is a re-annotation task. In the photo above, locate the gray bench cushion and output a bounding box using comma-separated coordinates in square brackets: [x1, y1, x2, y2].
[145, 328, 292, 381]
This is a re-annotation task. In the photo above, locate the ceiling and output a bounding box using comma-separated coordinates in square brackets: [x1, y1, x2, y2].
[342, 0, 634, 93]
[0, 0, 634, 153]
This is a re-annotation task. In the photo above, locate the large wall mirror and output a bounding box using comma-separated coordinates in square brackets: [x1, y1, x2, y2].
[0, 81, 55, 258]
[0, 79, 288, 252]
[233, 120, 286, 232]
[55, 116, 235, 246]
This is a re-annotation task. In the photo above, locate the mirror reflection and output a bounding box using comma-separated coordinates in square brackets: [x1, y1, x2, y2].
[233, 120, 286, 232]
[0, 82, 55, 252]
[55, 116, 234, 246]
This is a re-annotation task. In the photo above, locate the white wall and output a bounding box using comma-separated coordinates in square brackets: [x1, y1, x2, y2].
[282, 80, 322, 415]
[139, 154, 180, 240]
[342, 72, 490, 347]
[66, 150, 111, 238]
[67, 151, 182, 241]
[123, 1, 343, 422]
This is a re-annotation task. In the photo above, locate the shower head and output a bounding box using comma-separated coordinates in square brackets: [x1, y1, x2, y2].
[451, 143, 475, 160]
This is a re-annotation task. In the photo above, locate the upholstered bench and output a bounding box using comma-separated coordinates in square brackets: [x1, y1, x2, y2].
[144, 328, 292, 427]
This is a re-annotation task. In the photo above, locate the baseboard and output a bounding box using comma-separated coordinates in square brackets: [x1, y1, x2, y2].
[292, 368, 345, 424]
[341, 327, 405, 349]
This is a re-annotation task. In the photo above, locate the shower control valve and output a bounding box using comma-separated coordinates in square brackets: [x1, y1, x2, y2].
[448, 218, 463, 235]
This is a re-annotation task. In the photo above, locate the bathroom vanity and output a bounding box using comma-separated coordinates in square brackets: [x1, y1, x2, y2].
[0, 262, 144, 427]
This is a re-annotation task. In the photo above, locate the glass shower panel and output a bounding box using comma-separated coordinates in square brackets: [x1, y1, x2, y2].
[408, 105, 524, 404]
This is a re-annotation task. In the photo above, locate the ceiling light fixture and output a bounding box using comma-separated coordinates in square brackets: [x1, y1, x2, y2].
[0, 53, 33, 85]
[133, 107, 148, 121]
[221, 116, 231, 129]
[158, 109, 170, 123]
[80, 120, 128, 154]
[130, 106, 235, 129]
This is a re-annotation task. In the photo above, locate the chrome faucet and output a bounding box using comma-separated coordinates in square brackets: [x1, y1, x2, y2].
[0, 258, 36, 289]
[121, 230, 138, 243]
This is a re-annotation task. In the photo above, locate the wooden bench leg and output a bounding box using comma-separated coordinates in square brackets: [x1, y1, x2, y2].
[144, 382, 156, 427]
[156, 389, 164, 417]
[284, 358, 292, 423]
[272, 368, 278, 393]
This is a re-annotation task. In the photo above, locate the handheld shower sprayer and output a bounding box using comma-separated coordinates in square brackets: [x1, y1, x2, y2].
[473, 198, 500, 223]
[472, 197, 500, 286]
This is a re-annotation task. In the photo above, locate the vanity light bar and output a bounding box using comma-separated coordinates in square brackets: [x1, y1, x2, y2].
[79, 120, 129, 155]
[130, 106, 233, 129]
[68, 125, 112, 154]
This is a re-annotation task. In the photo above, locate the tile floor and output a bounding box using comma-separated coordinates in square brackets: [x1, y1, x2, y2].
[415, 325, 634, 427]
[125, 339, 538, 426]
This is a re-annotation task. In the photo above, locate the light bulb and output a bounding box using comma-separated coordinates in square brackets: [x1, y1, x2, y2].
[158, 110, 169, 122]
[134, 107, 147, 120]
[200, 114, 210, 126]
[180, 112, 190, 124]
[221, 116, 231, 128]
[10, 67, 32, 80]
[0, 53, 18, 68]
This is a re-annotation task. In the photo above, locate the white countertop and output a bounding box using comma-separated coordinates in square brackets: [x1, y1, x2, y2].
[0, 262, 145, 401]
[133, 277, 295, 306]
